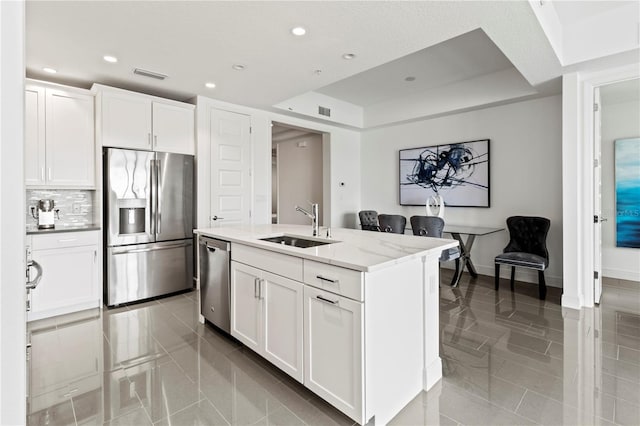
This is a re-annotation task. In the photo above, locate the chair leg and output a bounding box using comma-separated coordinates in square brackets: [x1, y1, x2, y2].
[510, 266, 515, 292]
[494, 263, 500, 290]
[538, 270, 547, 300]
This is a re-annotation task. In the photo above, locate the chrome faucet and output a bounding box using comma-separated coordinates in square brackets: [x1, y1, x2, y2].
[295, 203, 319, 236]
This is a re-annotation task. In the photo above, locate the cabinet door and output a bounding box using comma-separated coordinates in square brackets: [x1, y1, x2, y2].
[304, 286, 364, 423]
[152, 102, 195, 155]
[29, 245, 99, 320]
[262, 271, 303, 383]
[45, 88, 95, 187]
[230, 262, 262, 352]
[25, 85, 46, 186]
[100, 90, 152, 150]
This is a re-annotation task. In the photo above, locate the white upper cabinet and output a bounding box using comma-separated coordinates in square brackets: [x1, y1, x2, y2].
[95, 85, 195, 155]
[152, 102, 195, 154]
[100, 90, 153, 150]
[25, 81, 95, 188]
[25, 85, 46, 186]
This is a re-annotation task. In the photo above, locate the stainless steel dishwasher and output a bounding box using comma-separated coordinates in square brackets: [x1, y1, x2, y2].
[199, 236, 230, 333]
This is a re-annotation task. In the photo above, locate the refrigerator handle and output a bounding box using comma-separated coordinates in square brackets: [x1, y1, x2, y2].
[157, 159, 162, 235]
[149, 159, 156, 237]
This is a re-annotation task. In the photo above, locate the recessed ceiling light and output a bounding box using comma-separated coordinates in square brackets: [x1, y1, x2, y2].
[43, 67, 57, 74]
[342, 53, 356, 60]
[232, 64, 246, 71]
[103, 55, 118, 63]
[205, 82, 216, 89]
[291, 27, 306, 36]
[405, 76, 416, 82]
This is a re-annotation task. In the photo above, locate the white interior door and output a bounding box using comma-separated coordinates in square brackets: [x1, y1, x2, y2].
[210, 109, 251, 227]
[593, 87, 603, 304]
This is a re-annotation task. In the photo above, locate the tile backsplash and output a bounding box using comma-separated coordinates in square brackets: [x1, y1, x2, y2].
[26, 189, 96, 228]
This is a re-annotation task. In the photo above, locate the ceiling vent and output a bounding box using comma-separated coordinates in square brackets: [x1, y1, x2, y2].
[133, 68, 168, 80]
[318, 106, 331, 117]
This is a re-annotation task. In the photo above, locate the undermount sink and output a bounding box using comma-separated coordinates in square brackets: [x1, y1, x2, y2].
[259, 235, 335, 248]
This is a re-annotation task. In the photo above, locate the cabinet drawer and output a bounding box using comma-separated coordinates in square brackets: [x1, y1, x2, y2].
[32, 230, 100, 250]
[232, 243, 303, 282]
[303, 260, 364, 301]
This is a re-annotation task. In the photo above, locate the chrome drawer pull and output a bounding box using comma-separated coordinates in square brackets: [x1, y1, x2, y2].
[316, 295, 338, 305]
[316, 275, 338, 284]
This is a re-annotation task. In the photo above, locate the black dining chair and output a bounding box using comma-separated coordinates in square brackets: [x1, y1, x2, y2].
[410, 216, 461, 282]
[378, 214, 406, 234]
[358, 210, 380, 231]
[494, 216, 551, 300]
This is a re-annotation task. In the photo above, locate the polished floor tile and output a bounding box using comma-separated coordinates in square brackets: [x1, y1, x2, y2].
[27, 274, 640, 425]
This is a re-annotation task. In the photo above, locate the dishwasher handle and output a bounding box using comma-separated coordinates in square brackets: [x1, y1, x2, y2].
[199, 237, 230, 252]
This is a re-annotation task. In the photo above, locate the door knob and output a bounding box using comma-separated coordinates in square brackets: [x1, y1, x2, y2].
[212, 215, 224, 221]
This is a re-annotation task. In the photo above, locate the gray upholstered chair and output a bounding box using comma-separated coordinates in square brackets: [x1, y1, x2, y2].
[410, 216, 461, 278]
[494, 216, 550, 300]
[378, 214, 406, 234]
[358, 210, 380, 231]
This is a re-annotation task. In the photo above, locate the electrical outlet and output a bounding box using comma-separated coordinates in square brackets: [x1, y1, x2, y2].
[72, 203, 82, 214]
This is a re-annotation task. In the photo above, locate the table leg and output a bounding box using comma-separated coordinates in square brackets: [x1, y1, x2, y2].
[463, 234, 478, 277]
[450, 233, 479, 286]
[449, 258, 463, 287]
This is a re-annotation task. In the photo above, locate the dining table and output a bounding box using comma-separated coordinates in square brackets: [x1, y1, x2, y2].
[442, 224, 505, 287]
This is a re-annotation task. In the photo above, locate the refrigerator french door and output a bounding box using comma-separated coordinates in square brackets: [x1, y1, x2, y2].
[104, 148, 194, 306]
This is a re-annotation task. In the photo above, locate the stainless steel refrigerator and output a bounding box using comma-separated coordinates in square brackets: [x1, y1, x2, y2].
[104, 148, 194, 306]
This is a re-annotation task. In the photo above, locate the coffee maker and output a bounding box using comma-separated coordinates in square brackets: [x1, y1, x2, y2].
[30, 199, 60, 229]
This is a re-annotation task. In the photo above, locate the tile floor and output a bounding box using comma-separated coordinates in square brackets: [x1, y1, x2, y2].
[27, 273, 640, 425]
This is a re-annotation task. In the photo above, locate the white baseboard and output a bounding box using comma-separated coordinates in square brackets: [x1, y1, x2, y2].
[562, 293, 583, 310]
[602, 268, 640, 282]
[423, 357, 442, 391]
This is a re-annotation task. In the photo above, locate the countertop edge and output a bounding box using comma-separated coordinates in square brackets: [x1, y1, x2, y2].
[194, 227, 458, 273]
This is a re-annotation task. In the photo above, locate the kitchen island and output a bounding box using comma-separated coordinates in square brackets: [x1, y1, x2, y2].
[195, 224, 457, 425]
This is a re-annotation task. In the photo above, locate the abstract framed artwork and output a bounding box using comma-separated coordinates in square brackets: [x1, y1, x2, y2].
[399, 139, 490, 207]
[615, 137, 640, 248]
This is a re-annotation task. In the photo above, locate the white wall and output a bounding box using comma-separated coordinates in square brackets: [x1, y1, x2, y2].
[195, 96, 361, 230]
[276, 134, 324, 225]
[361, 95, 563, 287]
[0, 0, 26, 423]
[601, 98, 640, 281]
[273, 91, 363, 128]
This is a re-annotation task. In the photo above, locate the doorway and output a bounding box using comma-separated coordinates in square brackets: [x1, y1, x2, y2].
[595, 78, 640, 304]
[271, 123, 324, 226]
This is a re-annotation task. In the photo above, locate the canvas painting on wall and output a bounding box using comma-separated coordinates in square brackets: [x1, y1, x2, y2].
[399, 139, 490, 207]
[615, 137, 640, 248]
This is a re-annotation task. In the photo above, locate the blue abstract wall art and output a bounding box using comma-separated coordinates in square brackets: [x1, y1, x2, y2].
[399, 139, 490, 207]
[615, 137, 640, 248]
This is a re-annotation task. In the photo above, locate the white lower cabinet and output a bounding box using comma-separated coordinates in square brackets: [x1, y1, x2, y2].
[230, 262, 262, 352]
[28, 231, 101, 321]
[303, 285, 364, 423]
[230, 261, 303, 382]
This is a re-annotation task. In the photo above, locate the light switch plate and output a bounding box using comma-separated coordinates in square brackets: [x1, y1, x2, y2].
[72, 202, 82, 214]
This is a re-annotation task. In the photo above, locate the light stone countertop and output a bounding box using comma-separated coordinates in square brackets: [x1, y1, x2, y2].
[195, 224, 458, 272]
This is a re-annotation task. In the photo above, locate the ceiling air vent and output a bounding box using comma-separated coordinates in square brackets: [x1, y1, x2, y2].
[318, 106, 331, 117]
[133, 68, 168, 80]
